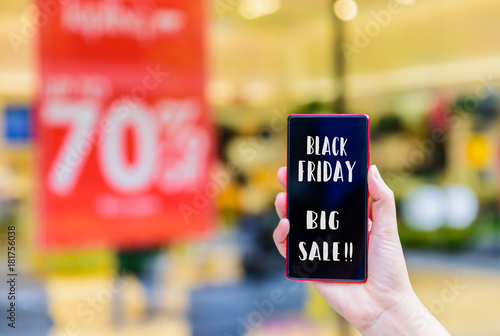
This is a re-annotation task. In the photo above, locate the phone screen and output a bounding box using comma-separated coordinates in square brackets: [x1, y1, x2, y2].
[287, 114, 369, 281]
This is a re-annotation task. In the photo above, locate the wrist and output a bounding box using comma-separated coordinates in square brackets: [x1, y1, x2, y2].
[359, 292, 450, 336]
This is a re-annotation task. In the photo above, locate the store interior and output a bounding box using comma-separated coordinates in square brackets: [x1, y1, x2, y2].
[0, 0, 499, 335]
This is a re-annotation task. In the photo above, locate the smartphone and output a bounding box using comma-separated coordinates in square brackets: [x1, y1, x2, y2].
[286, 114, 369, 282]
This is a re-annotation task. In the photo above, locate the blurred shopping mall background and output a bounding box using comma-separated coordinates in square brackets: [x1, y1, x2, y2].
[0, 0, 499, 335]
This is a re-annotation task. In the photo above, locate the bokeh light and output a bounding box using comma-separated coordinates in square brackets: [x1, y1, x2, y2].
[239, 0, 281, 20]
[333, 0, 358, 21]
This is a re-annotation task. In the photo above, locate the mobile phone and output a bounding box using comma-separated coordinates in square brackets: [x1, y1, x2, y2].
[286, 114, 369, 282]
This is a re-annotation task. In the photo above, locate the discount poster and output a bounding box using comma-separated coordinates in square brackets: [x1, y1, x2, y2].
[35, 0, 215, 248]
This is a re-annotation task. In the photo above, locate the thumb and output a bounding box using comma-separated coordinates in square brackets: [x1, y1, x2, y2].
[368, 165, 398, 239]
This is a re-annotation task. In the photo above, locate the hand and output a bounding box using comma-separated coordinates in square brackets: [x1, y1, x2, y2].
[273, 165, 450, 336]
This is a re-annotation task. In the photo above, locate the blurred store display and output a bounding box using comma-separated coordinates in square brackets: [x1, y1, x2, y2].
[0, 0, 499, 335]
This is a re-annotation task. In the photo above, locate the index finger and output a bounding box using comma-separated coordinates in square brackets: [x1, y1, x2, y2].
[277, 167, 287, 191]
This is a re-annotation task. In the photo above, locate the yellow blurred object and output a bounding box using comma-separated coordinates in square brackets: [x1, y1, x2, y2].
[46, 273, 191, 336]
[251, 165, 281, 190]
[46, 275, 144, 330]
[465, 135, 493, 169]
[304, 283, 333, 321]
[217, 182, 241, 212]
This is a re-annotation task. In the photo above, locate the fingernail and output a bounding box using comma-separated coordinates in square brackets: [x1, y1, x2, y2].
[372, 165, 383, 182]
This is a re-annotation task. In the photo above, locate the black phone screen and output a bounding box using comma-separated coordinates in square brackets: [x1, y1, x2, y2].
[287, 114, 369, 281]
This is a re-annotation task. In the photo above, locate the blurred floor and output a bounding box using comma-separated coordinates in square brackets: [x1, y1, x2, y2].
[407, 252, 500, 336]
[38, 249, 500, 336]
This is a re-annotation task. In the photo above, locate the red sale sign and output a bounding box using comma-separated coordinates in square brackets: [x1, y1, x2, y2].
[35, 0, 215, 249]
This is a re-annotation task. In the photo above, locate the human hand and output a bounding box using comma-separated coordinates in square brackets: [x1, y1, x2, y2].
[273, 165, 450, 335]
